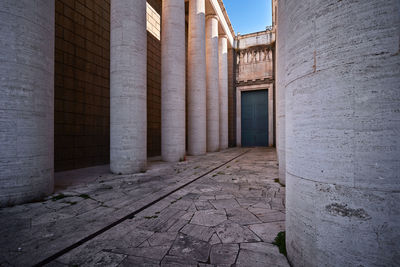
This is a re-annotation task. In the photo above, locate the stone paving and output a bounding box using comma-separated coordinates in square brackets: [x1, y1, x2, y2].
[0, 147, 288, 267]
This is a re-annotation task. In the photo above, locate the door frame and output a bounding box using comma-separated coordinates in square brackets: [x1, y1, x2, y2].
[236, 83, 274, 147]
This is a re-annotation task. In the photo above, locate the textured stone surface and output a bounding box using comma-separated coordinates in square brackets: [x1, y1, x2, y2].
[237, 242, 289, 267]
[0, 148, 288, 266]
[110, 0, 147, 174]
[190, 209, 226, 227]
[205, 15, 220, 152]
[218, 35, 229, 150]
[0, 0, 55, 207]
[161, 0, 186, 162]
[278, 0, 400, 266]
[187, 0, 207, 156]
[274, 0, 286, 185]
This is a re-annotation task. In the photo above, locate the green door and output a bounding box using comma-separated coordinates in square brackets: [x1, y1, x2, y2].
[241, 90, 268, 147]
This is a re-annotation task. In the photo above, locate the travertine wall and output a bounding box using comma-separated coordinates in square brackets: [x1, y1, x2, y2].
[55, 0, 162, 171]
[279, 0, 400, 266]
[236, 31, 274, 84]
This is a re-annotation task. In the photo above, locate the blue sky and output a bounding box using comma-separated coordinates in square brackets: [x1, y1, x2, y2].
[224, 0, 272, 35]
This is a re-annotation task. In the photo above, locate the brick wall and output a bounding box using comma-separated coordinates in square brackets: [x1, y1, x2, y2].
[146, 0, 162, 157]
[54, 0, 110, 171]
[55, 0, 163, 171]
[228, 48, 236, 146]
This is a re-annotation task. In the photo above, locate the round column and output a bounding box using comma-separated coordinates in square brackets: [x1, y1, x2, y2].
[281, 0, 400, 266]
[187, 0, 207, 156]
[218, 34, 229, 150]
[275, 3, 286, 185]
[161, 0, 186, 162]
[0, 0, 55, 206]
[205, 15, 220, 152]
[110, 0, 147, 174]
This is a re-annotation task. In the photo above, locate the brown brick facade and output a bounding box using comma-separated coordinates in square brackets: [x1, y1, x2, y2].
[54, 0, 111, 171]
[55, 0, 162, 171]
[228, 48, 236, 147]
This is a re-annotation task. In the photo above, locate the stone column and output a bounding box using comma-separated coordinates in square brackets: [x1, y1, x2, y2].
[187, 0, 207, 155]
[110, 0, 147, 174]
[218, 35, 229, 150]
[205, 15, 220, 152]
[275, 2, 286, 185]
[161, 0, 186, 162]
[280, 0, 400, 266]
[0, 0, 55, 207]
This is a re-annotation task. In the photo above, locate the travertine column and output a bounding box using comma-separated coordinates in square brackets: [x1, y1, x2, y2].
[188, 0, 207, 155]
[0, 0, 55, 207]
[110, 0, 147, 174]
[205, 15, 220, 152]
[280, 0, 400, 266]
[161, 0, 186, 162]
[276, 2, 286, 185]
[218, 35, 229, 150]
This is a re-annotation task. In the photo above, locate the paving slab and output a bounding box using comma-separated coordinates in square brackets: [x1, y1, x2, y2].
[210, 243, 239, 265]
[190, 209, 227, 227]
[237, 242, 290, 267]
[0, 147, 289, 266]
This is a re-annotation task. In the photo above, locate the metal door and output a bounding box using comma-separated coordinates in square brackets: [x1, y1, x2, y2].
[241, 90, 268, 147]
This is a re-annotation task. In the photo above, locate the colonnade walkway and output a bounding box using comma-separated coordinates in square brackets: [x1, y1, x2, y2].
[0, 148, 289, 266]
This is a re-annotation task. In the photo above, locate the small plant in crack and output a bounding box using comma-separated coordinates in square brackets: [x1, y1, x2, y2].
[51, 193, 71, 201]
[78, 194, 90, 199]
[274, 178, 285, 187]
[273, 231, 287, 256]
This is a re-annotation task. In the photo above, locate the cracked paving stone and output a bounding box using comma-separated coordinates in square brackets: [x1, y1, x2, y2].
[226, 207, 262, 225]
[80, 250, 127, 267]
[209, 233, 222, 245]
[236, 242, 290, 267]
[138, 208, 187, 232]
[161, 255, 198, 267]
[210, 243, 239, 265]
[210, 198, 241, 209]
[118, 255, 159, 267]
[215, 221, 260, 243]
[248, 222, 285, 243]
[168, 233, 211, 262]
[248, 208, 285, 223]
[194, 200, 215, 210]
[112, 245, 170, 261]
[180, 223, 215, 242]
[147, 232, 177, 247]
[190, 209, 227, 227]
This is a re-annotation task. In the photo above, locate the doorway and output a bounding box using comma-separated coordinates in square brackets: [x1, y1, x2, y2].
[241, 90, 268, 146]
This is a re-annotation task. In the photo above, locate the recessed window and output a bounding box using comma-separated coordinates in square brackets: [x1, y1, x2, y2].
[146, 2, 161, 40]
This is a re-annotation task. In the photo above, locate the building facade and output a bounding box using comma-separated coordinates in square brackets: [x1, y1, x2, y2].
[1, 0, 399, 266]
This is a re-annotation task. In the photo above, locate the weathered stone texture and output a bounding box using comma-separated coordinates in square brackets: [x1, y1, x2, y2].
[110, 0, 147, 174]
[161, 0, 186, 162]
[205, 15, 220, 152]
[274, 0, 285, 185]
[219, 35, 229, 150]
[187, 0, 207, 156]
[279, 0, 400, 266]
[236, 31, 274, 84]
[0, 0, 55, 206]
